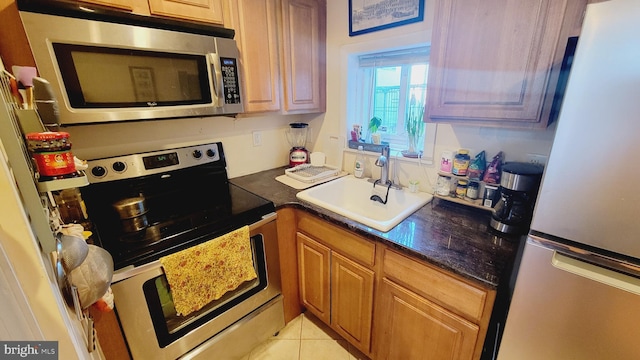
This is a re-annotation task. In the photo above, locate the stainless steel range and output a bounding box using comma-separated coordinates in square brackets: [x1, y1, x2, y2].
[80, 142, 283, 359]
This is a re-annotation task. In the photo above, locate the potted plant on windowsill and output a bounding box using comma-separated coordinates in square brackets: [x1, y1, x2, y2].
[403, 105, 425, 158]
[368, 116, 382, 144]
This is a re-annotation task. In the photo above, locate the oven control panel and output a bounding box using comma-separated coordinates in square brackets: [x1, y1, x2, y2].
[86, 142, 223, 183]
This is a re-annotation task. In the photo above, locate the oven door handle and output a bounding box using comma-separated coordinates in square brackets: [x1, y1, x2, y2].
[111, 212, 277, 283]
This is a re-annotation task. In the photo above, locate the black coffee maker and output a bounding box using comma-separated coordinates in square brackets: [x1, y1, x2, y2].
[490, 162, 544, 235]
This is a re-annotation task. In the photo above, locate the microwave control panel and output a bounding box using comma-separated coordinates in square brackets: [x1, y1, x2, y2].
[221, 57, 241, 104]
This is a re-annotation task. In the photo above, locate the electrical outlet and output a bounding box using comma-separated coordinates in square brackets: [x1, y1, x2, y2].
[526, 153, 547, 166]
[252, 131, 262, 147]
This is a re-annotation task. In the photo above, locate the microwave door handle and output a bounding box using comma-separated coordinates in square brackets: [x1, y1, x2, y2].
[208, 52, 224, 107]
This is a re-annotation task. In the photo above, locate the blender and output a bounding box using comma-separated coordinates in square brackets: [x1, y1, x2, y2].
[286, 123, 309, 167]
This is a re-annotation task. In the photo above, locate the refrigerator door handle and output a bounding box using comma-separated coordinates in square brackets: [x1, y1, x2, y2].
[551, 251, 640, 296]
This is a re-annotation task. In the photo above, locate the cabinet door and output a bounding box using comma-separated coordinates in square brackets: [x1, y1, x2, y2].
[227, 0, 282, 113]
[297, 233, 331, 323]
[81, 0, 138, 11]
[426, 0, 569, 128]
[376, 278, 479, 360]
[148, 0, 224, 24]
[280, 0, 326, 113]
[331, 252, 374, 354]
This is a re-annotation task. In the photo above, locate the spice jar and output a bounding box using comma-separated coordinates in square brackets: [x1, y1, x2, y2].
[26, 131, 76, 180]
[455, 179, 468, 199]
[436, 175, 452, 196]
[452, 149, 471, 176]
[466, 181, 479, 200]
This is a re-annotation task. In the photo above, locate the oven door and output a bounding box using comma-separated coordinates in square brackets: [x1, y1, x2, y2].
[111, 214, 282, 360]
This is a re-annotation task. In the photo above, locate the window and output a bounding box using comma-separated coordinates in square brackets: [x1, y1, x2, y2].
[352, 46, 430, 154]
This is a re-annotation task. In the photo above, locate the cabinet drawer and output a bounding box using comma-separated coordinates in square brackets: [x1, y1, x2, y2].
[297, 212, 375, 267]
[383, 249, 488, 322]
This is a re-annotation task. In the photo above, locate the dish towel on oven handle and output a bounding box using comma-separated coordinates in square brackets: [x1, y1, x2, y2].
[159, 225, 257, 317]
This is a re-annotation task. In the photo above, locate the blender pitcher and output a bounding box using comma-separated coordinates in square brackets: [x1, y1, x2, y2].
[286, 123, 309, 167]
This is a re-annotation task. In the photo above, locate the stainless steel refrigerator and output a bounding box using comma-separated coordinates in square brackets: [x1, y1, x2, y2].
[498, 0, 640, 359]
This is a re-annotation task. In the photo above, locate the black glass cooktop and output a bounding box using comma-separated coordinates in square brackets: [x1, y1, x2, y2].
[81, 160, 274, 270]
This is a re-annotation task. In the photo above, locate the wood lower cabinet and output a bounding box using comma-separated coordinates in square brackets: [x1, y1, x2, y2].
[297, 232, 331, 323]
[89, 306, 132, 360]
[292, 211, 497, 359]
[375, 249, 496, 360]
[331, 251, 374, 351]
[425, 0, 586, 128]
[376, 278, 478, 360]
[79, 0, 225, 24]
[297, 232, 374, 354]
[296, 212, 375, 355]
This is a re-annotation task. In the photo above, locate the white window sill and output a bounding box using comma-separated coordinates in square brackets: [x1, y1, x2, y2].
[343, 147, 434, 166]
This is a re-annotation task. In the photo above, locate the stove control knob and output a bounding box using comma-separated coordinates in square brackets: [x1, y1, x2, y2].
[206, 149, 216, 158]
[112, 161, 126, 172]
[192, 149, 203, 159]
[91, 166, 107, 178]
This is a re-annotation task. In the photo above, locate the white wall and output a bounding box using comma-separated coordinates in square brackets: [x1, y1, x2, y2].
[315, 0, 557, 193]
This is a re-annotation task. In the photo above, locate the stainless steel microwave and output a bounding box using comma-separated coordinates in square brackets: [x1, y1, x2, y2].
[17, 0, 243, 125]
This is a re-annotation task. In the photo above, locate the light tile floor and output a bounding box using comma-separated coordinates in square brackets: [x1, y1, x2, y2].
[241, 312, 370, 360]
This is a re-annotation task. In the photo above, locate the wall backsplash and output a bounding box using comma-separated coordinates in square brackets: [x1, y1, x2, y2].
[342, 122, 557, 194]
[65, 114, 305, 178]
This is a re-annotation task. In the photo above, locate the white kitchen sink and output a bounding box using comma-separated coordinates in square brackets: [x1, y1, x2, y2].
[296, 175, 433, 232]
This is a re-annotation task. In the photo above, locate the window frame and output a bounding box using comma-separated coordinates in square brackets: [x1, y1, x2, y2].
[352, 46, 430, 154]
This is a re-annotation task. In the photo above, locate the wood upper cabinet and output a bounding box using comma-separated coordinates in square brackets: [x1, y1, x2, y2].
[148, 0, 224, 24]
[279, 0, 326, 113]
[78, 0, 138, 11]
[225, 0, 282, 113]
[227, 0, 326, 114]
[80, 0, 326, 114]
[425, 0, 586, 129]
[79, 0, 225, 24]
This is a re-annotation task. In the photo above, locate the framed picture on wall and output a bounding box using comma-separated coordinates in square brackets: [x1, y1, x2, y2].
[129, 66, 157, 102]
[349, 0, 425, 36]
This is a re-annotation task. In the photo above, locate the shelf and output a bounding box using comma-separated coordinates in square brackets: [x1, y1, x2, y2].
[434, 194, 493, 212]
[437, 171, 486, 184]
[36, 171, 89, 192]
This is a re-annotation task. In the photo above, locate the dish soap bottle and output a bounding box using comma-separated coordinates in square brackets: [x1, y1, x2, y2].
[354, 146, 365, 178]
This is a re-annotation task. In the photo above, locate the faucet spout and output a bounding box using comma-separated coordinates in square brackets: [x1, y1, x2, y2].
[375, 146, 391, 185]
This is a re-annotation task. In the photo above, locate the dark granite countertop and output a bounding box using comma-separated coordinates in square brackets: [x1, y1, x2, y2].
[231, 167, 520, 289]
